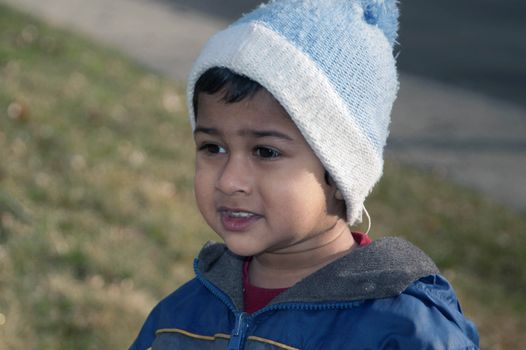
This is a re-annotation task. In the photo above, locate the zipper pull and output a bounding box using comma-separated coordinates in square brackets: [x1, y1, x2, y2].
[227, 312, 248, 350]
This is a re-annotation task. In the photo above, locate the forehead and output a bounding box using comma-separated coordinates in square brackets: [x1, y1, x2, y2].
[195, 89, 297, 132]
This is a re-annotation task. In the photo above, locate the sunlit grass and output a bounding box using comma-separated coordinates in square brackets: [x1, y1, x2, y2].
[1, 3, 525, 349]
[0, 4, 213, 349]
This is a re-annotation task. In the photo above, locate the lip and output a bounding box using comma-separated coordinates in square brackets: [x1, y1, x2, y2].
[218, 207, 262, 232]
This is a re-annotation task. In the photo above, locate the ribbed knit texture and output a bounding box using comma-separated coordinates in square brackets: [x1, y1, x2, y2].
[187, 0, 400, 225]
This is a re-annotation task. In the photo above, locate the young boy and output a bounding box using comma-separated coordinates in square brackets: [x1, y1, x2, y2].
[130, 1, 479, 349]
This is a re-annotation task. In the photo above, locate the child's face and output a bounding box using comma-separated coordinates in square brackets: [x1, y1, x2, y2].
[194, 89, 344, 257]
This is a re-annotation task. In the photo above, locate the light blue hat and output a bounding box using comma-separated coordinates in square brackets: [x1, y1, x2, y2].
[187, 0, 400, 225]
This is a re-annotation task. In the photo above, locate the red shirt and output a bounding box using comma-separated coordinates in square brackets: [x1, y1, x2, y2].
[243, 232, 372, 313]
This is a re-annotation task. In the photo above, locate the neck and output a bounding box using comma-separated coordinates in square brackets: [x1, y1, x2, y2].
[249, 219, 355, 289]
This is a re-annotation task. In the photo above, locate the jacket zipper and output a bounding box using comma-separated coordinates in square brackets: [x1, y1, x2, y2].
[252, 300, 365, 317]
[194, 259, 363, 349]
[194, 259, 238, 314]
[227, 312, 249, 350]
[194, 259, 249, 350]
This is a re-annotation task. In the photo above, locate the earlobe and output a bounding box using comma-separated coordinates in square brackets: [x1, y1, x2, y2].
[325, 171, 344, 201]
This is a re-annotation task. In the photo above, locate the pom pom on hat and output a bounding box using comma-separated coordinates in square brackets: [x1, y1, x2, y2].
[187, 0, 400, 225]
[362, 0, 399, 46]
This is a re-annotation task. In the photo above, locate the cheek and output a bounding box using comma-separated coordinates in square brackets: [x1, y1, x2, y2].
[265, 172, 329, 222]
[194, 167, 214, 211]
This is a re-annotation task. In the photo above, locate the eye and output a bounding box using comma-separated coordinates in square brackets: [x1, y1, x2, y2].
[254, 146, 281, 159]
[198, 143, 227, 155]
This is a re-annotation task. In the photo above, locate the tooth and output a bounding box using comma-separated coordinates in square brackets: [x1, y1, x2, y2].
[230, 211, 252, 218]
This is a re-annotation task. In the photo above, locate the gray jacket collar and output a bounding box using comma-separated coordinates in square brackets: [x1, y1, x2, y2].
[197, 237, 439, 311]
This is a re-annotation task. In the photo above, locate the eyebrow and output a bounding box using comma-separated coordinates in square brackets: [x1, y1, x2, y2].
[194, 127, 294, 141]
[194, 127, 217, 136]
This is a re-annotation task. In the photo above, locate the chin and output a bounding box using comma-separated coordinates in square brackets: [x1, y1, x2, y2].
[223, 240, 261, 257]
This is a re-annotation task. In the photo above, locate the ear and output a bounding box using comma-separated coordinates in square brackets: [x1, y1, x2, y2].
[325, 171, 344, 201]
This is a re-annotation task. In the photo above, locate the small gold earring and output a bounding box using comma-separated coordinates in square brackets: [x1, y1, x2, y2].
[334, 190, 343, 200]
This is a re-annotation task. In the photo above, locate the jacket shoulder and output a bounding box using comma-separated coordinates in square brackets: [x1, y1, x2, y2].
[358, 275, 480, 349]
[128, 278, 223, 350]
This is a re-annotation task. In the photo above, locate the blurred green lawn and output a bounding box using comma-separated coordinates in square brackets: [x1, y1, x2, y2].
[1, 4, 525, 349]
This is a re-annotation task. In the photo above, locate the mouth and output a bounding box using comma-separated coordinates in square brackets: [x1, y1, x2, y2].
[218, 207, 262, 232]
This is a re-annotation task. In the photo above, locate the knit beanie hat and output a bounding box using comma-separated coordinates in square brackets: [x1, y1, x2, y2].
[187, 0, 400, 225]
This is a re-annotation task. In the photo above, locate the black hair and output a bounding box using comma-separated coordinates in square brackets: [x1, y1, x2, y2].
[192, 67, 263, 116]
[324, 171, 331, 186]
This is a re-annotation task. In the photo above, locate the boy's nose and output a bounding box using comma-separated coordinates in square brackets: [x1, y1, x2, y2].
[215, 155, 252, 195]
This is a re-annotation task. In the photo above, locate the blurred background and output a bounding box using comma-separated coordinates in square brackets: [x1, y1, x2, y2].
[167, 0, 526, 104]
[0, 0, 525, 349]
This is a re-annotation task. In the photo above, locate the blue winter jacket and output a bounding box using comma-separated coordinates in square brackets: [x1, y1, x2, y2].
[130, 237, 479, 349]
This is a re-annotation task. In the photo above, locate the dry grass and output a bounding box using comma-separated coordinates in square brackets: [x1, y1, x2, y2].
[1, 3, 525, 349]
